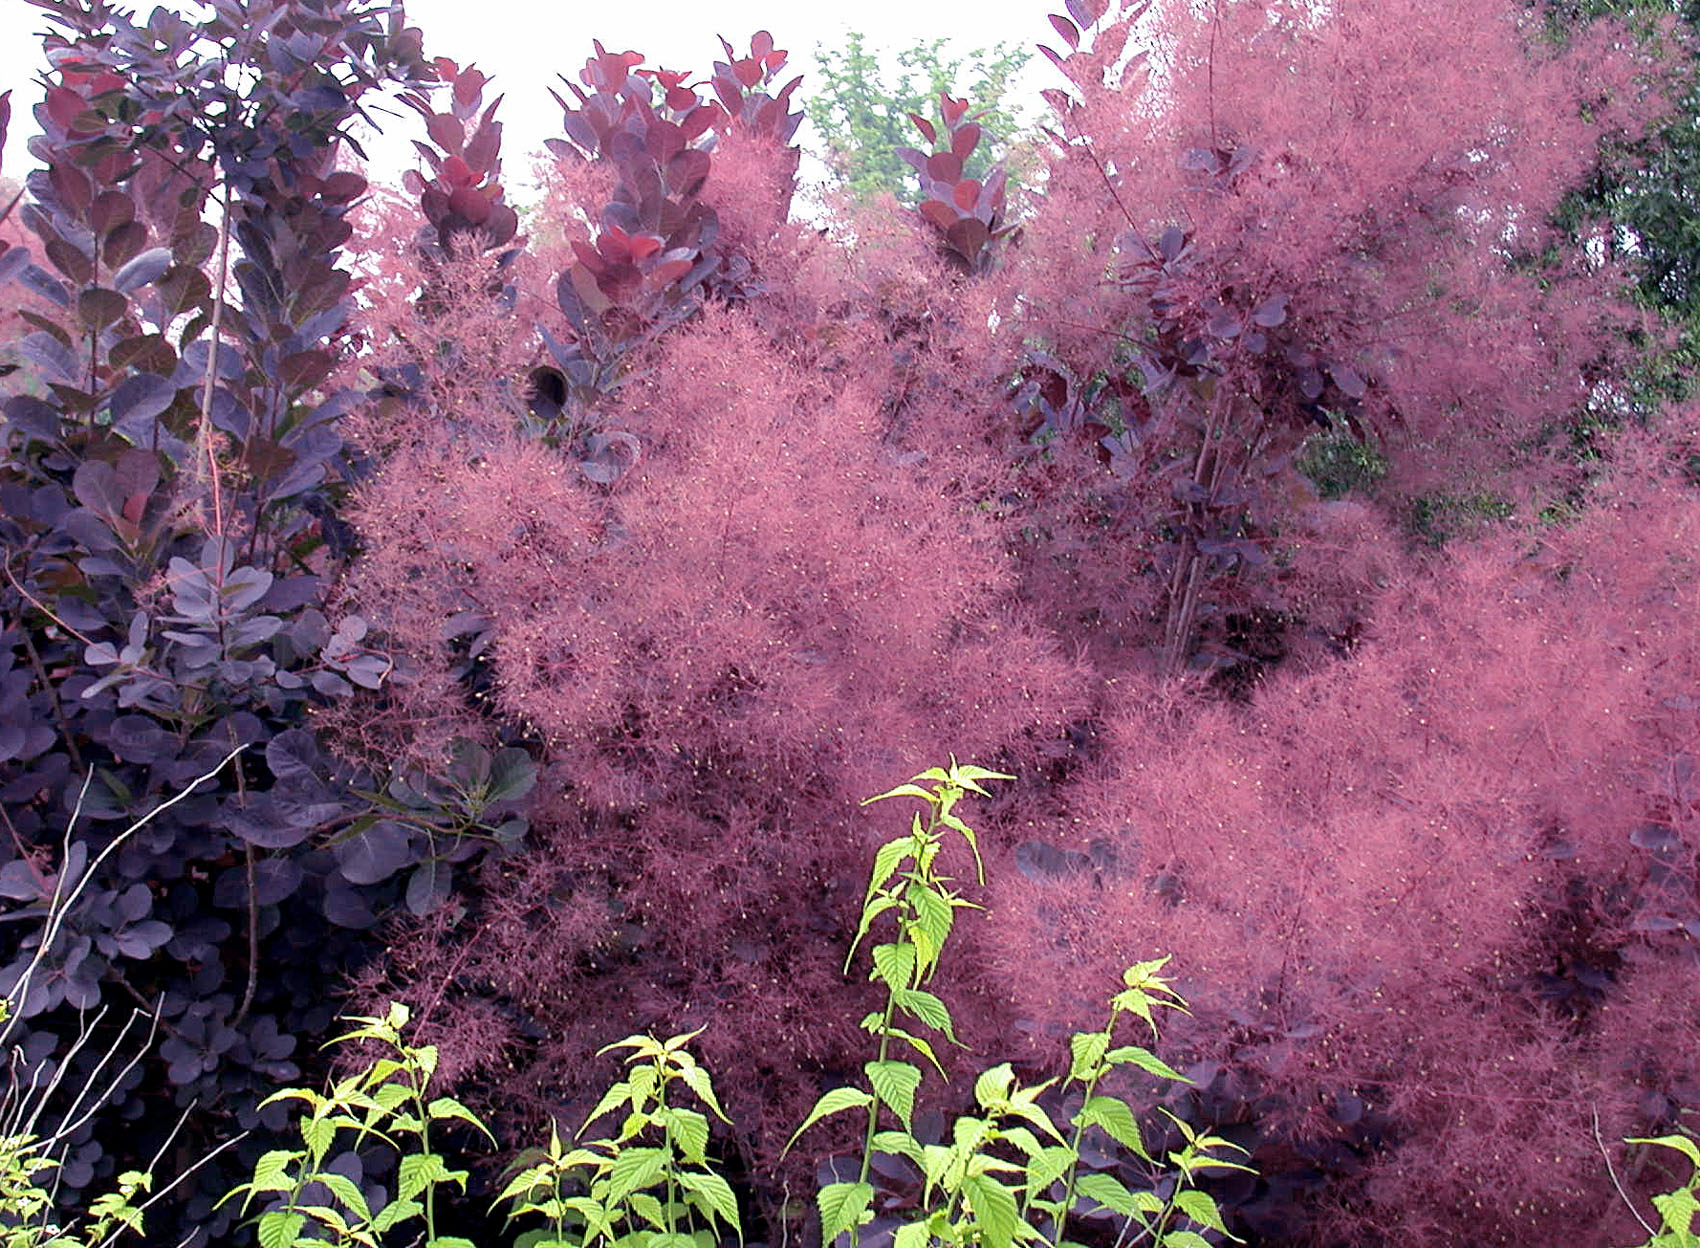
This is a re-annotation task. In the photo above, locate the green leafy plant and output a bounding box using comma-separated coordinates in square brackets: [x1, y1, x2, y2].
[1619, 1130, 1700, 1248]
[220, 1002, 493, 1248]
[0, 753, 253, 1247]
[788, 761, 1251, 1248]
[809, 32, 1034, 202]
[0, 992, 156, 1248]
[0, 1123, 150, 1248]
[495, 1030, 741, 1248]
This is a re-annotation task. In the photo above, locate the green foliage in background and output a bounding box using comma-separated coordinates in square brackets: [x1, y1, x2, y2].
[788, 761, 1249, 1248]
[809, 33, 1034, 201]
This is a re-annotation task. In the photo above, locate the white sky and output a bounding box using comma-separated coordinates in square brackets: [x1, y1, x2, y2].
[1, 0, 1062, 194]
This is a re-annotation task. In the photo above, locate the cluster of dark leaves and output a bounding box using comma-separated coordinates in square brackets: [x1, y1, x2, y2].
[519, 32, 804, 439]
[0, 2, 537, 1241]
[899, 93, 1019, 274]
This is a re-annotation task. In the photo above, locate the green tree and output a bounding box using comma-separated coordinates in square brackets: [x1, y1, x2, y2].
[809, 32, 1033, 201]
[1543, 0, 1700, 398]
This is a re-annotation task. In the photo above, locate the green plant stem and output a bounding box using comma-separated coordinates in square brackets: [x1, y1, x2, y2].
[1050, 1016, 1120, 1238]
[858, 814, 936, 1189]
[414, 1071, 438, 1241]
[857, 1000, 899, 1188]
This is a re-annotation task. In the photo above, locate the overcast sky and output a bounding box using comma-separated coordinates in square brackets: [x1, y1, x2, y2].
[1, 0, 1060, 192]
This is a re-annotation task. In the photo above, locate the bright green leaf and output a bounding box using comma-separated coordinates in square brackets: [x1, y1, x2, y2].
[1074, 1172, 1138, 1216]
[817, 1181, 875, 1248]
[973, 1064, 1015, 1111]
[678, 1062, 731, 1124]
[1172, 1190, 1229, 1235]
[606, 1147, 668, 1204]
[429, 1096, 497, 1141]
[399, 1152, 455, 1200]
[1103, 1045, 1188, 1083]
[256, 1210, 307, 1248]
[1078, 1095, 1147, 1159]
[664, 1107, 711, 1165]
[678, 1168, 742, 1239]
[785, 1086, 874, 1156]
[866, 1060, 924, 1132]
[961, 1172, 1021, 1248]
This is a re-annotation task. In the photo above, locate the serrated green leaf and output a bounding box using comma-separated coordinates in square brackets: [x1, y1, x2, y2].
[662, 1026, 708, 1053]
[866, 1060, 924, 1131]
[863, 783, 937, 808]
[244, 1149, 302, 1202]
[678, 1168, 742, 1238]
[1651, 1184, 1699, 1234]
[1103, 1045, 1188, 1083]
[678, 1062, 731, 1124]
[1001, 1126, 1042, 1157]
[865, 838, 914, 901]
[315, 1171, 373, 1221]
[429, 1095, 497, 1140]
[817, 1181, 874, 1247]
[1172, 1190, 1229, 1235]
[300, 1115, 334, 1163]
[400, 1152, 456, 1199]
[951, 1114, 995, 1166]
[557, 1195, 616, 1240]
[961, 1172, 1021, 1248]
[893, 1220, 932, 1248]
[370, 1195, 424, 1233]
[974, 1063, 1015, 1111]
[1074, 1172, 1138, 1216]
[1024, 1145, 1076, 1195]
[1068, 1031, 1110, 1082]
[892, 988, 956, 1041]
[872, 941, 919, 990]
[414, 1044, 439, 1082]
[885, 1026, 946, 1077]
[1005, 1099, 1067, 1144]
[663, 1107, 711, 1165]
[629, 1064, 657, 1110]
[1158, 1232, 1215, 1248]
[1078, 1095, 1147, 1159]
[497, 1162, 555, 1204]
[606, 1146, 668, 1204]
[257, 1210, 307, 1248]
[921, 1142, 955, 1192]
[426, 1237, 480, 1248]
[785, 1086, 874, 1155]
[847, 896, 900, 971]
[630, 1191, 667, 1228]
[580, 1080, 634, 1136]
[935, 812, 986, 882]
[908, 883, 955, 979]
[600, 1034, 667, 1060]
[1633, 1135, 1700, 1170]
[371, 1082, 413, 1114]
[871, 1130, 926, 1167]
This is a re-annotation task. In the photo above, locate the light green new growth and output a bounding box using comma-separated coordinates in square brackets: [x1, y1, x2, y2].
[0, 751, 248, 1248]
[1620, 1131, 1700, 1248]
[787, 760, 1252, 1248]
[220, 1001, 493, 1248]
[495, 1028, 742, 1248]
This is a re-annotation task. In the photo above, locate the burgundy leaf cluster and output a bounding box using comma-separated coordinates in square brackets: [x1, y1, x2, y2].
[898, 94, 1017, 274]
[401, 59, 520, 255]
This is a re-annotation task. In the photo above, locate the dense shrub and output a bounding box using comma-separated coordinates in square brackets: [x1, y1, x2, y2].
[0, 0, 1693, 1243]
